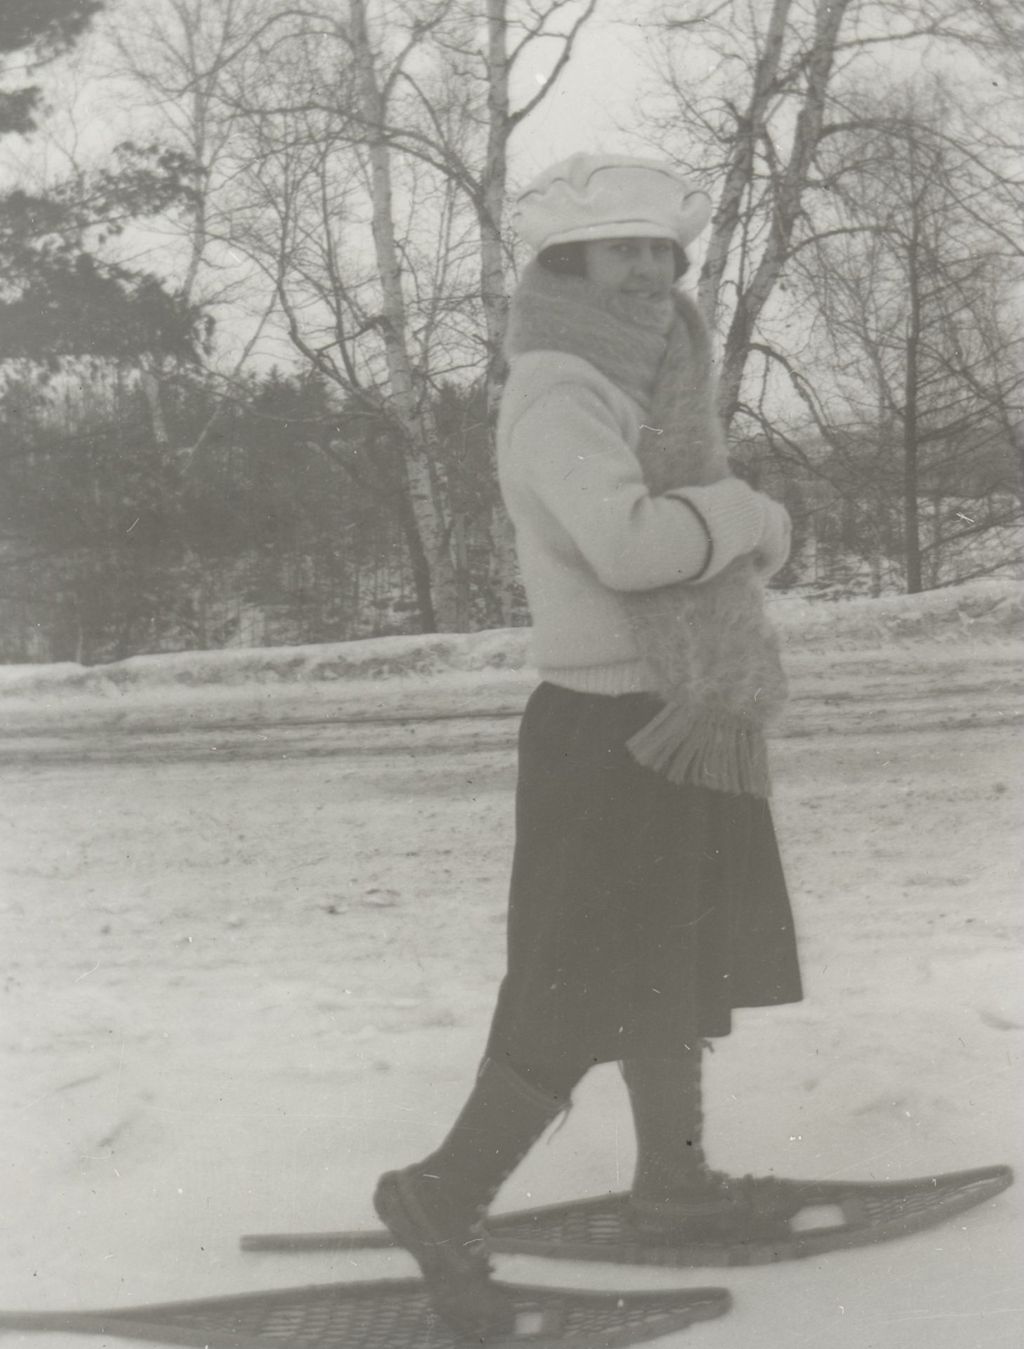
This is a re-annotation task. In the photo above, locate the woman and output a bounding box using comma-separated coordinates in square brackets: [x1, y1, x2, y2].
[374, 153, 803, 1338]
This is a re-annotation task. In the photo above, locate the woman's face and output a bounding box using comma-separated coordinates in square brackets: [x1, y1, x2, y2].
[582, 237, 677, 300]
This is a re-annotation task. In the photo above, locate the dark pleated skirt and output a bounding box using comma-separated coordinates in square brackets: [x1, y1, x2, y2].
[486, 683, 803, 1071]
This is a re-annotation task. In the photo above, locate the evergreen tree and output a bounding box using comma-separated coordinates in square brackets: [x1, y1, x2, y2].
[0, 1, 209, 659]
[0, 1, 102, 136]
[0, 2, 204, 362]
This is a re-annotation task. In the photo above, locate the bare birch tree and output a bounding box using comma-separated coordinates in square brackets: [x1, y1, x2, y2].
[347, 0, 598, 620]
[787, 88, 1023, 592]
[646, 0, 1022, 433]
[112, 0, 598, 631]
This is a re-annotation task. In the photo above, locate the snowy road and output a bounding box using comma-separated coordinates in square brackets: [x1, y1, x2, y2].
[1, 635, 1022, 1349]
[0, 640, 1020, 765]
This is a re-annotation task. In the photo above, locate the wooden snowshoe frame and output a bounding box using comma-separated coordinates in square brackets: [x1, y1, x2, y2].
[239, 1164, 1013, 1268]
[0, 1280, 730, 1349]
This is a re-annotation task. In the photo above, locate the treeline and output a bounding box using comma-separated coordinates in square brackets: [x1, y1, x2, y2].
[0, 368, 510, 662]
[1, 362, 1018, 664]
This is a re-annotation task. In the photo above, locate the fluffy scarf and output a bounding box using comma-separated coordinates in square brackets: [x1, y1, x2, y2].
[505, 261, 788, 797]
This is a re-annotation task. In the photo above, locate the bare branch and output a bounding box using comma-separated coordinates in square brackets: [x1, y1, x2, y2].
[508, 0, 599, 128]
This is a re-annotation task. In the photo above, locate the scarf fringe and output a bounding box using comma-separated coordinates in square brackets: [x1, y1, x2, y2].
[626, 704, 771, 799]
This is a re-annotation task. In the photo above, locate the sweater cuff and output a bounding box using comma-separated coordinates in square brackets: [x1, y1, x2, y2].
[670, 496, 714, 580]
[666, 479, 763, 582]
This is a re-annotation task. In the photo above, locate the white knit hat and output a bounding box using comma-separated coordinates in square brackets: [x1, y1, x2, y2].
[512, 152, 713, 254]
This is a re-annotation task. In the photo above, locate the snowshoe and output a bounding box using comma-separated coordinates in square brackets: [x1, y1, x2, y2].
[241, 1163, 1013, 1268]
[0, 1279, 731, 1349]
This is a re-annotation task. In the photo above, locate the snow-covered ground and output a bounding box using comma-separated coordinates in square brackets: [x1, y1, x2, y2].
[1, 580, 1022, 1349]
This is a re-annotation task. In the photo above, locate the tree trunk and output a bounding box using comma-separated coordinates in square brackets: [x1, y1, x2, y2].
[715, 0, 852, 430]
[481, 0, 511, 417]
[140, 365, 170, 445]
[900, 128, 930, 596]
[698, 0, 793, 332]
[479, 0, 520, 624]
[903, 245, 923, 594]
[349, 0, 459, 630]
[395, 479, 438, 631]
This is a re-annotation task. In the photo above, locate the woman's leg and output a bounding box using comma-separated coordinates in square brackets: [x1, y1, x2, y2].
[620, 1045, 710, 1205]
[374, 1053, 587, 1336]
[622, 1048, 783, 1239]
[384, 1055, 578, 1231]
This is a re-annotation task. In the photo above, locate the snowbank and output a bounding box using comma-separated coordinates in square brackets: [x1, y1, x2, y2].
[0, 625, 532, 698]
[0, 579, 1020, 705]
[768, 575, 1022, 646]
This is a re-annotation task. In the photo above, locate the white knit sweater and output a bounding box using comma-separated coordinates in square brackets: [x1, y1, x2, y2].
[497, 351, 781, 696]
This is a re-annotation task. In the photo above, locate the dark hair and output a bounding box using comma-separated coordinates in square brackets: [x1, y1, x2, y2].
[538, 240, 690, 280]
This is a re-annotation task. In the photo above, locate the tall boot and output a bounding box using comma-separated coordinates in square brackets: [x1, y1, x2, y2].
[620, 1048, 748, 1239]
[621, 1047, 710, 1204]
[374, 1057, 568, 1338]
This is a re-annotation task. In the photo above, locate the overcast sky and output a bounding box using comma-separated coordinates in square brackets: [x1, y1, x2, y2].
[509, 9, 655, 177]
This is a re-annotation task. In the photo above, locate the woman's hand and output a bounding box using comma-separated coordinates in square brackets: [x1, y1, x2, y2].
[665, 479, 788, 584]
